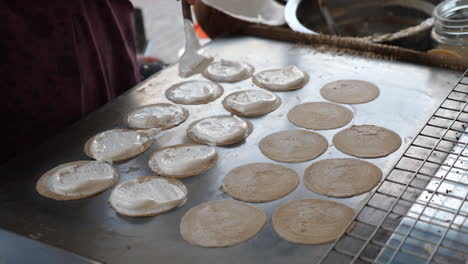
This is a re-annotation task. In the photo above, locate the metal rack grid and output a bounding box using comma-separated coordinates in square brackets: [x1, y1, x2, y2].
[319, 70, 468, 264]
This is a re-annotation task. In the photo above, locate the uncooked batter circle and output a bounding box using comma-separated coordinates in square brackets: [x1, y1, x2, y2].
[288, 102, 353, 130]
[259, 130, 328, 163]
[304, 158, 382, 198]
[272, 199, 355, 244]
[333, 125, 401, 158]
[180, 200, 266, 247]
[222, 163, 299, 202]
[320, 80, 380, 104]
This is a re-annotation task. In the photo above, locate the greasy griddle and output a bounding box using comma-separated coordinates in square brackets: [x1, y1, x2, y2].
[0, 37, 460, 264]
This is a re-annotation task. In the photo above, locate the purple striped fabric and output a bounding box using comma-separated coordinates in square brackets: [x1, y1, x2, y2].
[1, 0, 140, 161]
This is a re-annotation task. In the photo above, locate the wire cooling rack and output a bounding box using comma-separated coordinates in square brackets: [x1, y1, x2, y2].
[319, 70, 468, 264]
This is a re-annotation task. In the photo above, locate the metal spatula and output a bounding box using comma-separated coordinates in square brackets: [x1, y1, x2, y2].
[178, 0, 213, 78]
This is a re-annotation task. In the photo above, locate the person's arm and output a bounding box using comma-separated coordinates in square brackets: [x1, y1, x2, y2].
[187, 0, 196, 4]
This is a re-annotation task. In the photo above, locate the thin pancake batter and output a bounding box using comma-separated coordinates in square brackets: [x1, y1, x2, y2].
[320, 80, 380, 104]
[304, 158, 382, 198]
[165, 80, 224, 105]
[148, 144, 218, 178]
[223, 90, 281, 117]
[180, 200, 266, 247]
[272, 199, 355, 244]
[187, 115, 253, 146]
[333, 125, 401, 158]
[202, 60, 254, 83]
[222, 163, 299, 202]
[259, 130, 328, 163]
[84, 129, 154, 162]
[253, 65, 309, 91]
[288, 102, 353, 130]
[108, 176, 188, 217]
[126, 103, 188, 130]
[36, 160, 119, 200]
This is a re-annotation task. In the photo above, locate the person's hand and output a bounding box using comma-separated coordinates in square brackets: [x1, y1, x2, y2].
[187, 0, 197, 4]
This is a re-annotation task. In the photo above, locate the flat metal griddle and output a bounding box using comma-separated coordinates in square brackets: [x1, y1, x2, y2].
[0, 37, 460, 264]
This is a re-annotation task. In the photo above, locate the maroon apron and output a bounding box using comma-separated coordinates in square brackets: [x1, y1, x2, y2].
[1, 0, 140, 161]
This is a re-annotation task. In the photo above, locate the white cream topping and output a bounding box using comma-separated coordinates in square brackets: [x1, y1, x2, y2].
[255, 66, 306, 90]
[167, 81, 222, 104]
[90, 129, 158, 162]
[225, 90, 279, 115]
[127, 104, 186, 129]
[190, 116, 249, 144]
[50, 161, 116, 196]
[204, 60, 253, 82]
[109, 177, 188, 216]
[149, 145, 217, 176]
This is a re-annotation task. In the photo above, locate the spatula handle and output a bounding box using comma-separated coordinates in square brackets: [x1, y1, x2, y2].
[181, 0, 193, 21]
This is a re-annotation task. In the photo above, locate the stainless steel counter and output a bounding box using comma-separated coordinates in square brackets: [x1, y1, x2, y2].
[0, 37, 460, 264]
[0, 229, 98, 264]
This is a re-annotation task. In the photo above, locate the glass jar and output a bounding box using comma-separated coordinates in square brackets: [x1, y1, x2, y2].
[431, 0, 468, 57]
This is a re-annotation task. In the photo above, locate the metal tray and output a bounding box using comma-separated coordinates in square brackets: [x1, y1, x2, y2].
[0, 37, 460, 264]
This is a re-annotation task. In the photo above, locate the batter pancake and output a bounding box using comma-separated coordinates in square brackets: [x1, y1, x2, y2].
[223, 90, 281, 117]
[187, 115, 253, 146]
[333, 125, 402, 158]
[259, 130, 328, 163]
[287, 102, 353, 130]
[126, 103, 188, 130]
[148, 144, 218, 178]
[108, 176, 188, 217]
[180, 200, 266, 247]
[272, 199, 355, 244]
[252, 66, 309, 91]
[36, 161, 119, 201]
[222, 163, 299, 202]
[320, 80, 380, 104]
[202, 60, 254, 83]
[165, 80, 224, 105]
[304, 158, 382, 198]
[84, 129, 154, 162]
